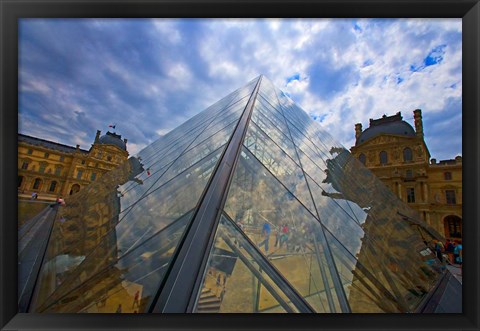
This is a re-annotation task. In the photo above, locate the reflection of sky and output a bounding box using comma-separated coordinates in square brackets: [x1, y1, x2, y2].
[19, 18, 461, 160]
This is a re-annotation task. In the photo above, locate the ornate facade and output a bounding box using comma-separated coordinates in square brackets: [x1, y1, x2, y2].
[350, 110, 462, 240]
[18, 130, 129, 200]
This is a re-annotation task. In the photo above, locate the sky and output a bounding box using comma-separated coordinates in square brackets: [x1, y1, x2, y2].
[19, 18, 462, 160]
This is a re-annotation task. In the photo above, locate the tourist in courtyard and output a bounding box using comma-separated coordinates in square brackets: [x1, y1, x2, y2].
[453, 241, 462, 265]
[132, 290, 140, 308]
[258, 221, 271, 253]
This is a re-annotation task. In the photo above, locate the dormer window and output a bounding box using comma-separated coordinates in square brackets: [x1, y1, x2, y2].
[380, 151, 388, 165]
[403, 147, 412, 162]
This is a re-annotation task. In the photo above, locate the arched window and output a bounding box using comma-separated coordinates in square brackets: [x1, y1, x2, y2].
[358, 153, 366, 165]
[380, 151, 388, 165]
[49, 181, 57, 192]
[403, 147, 412, 162]
[32, 178, 42, 190]
[444, 215, 462, 238]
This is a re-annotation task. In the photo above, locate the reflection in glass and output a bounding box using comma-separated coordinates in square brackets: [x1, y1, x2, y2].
[40, 212, 191, 313]
[223, 147, 342, 312]
[30, 156, 145, 309]
[32, 144, 224, 311]
[194, 215, 294, 313]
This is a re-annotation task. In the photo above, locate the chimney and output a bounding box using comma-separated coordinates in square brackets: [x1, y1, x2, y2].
[355, 123, 363, 140]
[95, 130, 101, 143]
[413, 109, 423, 137]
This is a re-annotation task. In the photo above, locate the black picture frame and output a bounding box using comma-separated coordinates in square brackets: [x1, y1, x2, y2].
[1, 0, 478, 330]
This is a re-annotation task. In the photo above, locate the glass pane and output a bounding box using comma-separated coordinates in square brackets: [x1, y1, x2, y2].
[31, 145, 223, 311]
[223, 147, 343, 312]
[250, 99, 299, 163]
[122, 77, 255, 195]
[243, 121, 315, 213]
[119, 120, 235, 212]
[295, 146, 369, 226]
[255, 95, 290, 134]
[324, 229, 401, 313]
[38, 213, 191, 313]
[194, 215, 293, 313]
[306, 175, 366, 257]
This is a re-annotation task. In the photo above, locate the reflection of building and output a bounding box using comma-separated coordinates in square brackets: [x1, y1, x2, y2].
[18, 130, 129, 199]
[27, 156, 145, 313]
[25, 76, 460, 314]
[350, 110, 462, 240]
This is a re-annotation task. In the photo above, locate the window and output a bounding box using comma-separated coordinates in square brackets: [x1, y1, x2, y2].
[81, 160, 86, 165]
[445, 216, 462, 238]
[27, 149, 33, 155]
[358, 153, 366, 165]
[55, 167, 62, 176]
[406, 169, 413, 178]
[49, 181, 57, 192]
[77, 170, 83, 180]
[406, 188, 415, 203]
[444, 172, 452, 180]
[403, 147, 412, 162]
[33, 178, 41, 190]
[380, 151, 388, 165]
[445, 190, 456, 204]
[90, 172, 97, 181]
[59, 155, 64, 162]
[44, 152, 50, 158]
[39, 163, 46, 173]
[21, 162, 29, 170]
[18, 176, 24, 188]
[107, 155, 112, 162]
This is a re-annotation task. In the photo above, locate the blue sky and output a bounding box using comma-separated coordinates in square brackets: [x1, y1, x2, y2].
[19, 18, 462, 160]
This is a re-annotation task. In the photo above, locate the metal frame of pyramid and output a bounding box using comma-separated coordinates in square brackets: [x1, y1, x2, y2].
[22, 75, 456, 314]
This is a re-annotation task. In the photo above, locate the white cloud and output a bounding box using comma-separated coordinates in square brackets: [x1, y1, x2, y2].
[19, 18, 462, 162]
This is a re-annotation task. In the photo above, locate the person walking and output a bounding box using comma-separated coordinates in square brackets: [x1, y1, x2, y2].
[132, 290, 140, 308]
[434, 240, 444, 262]
[274, 225, 281, 248]
[453, 241, 462, 265]
[280, 224, 289, 248]
[445, 239, 454, 264]
[258, 222, 271, 253]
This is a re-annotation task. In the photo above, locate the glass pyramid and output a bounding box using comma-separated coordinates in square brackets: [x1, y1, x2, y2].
[25, 75, 446, 313]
